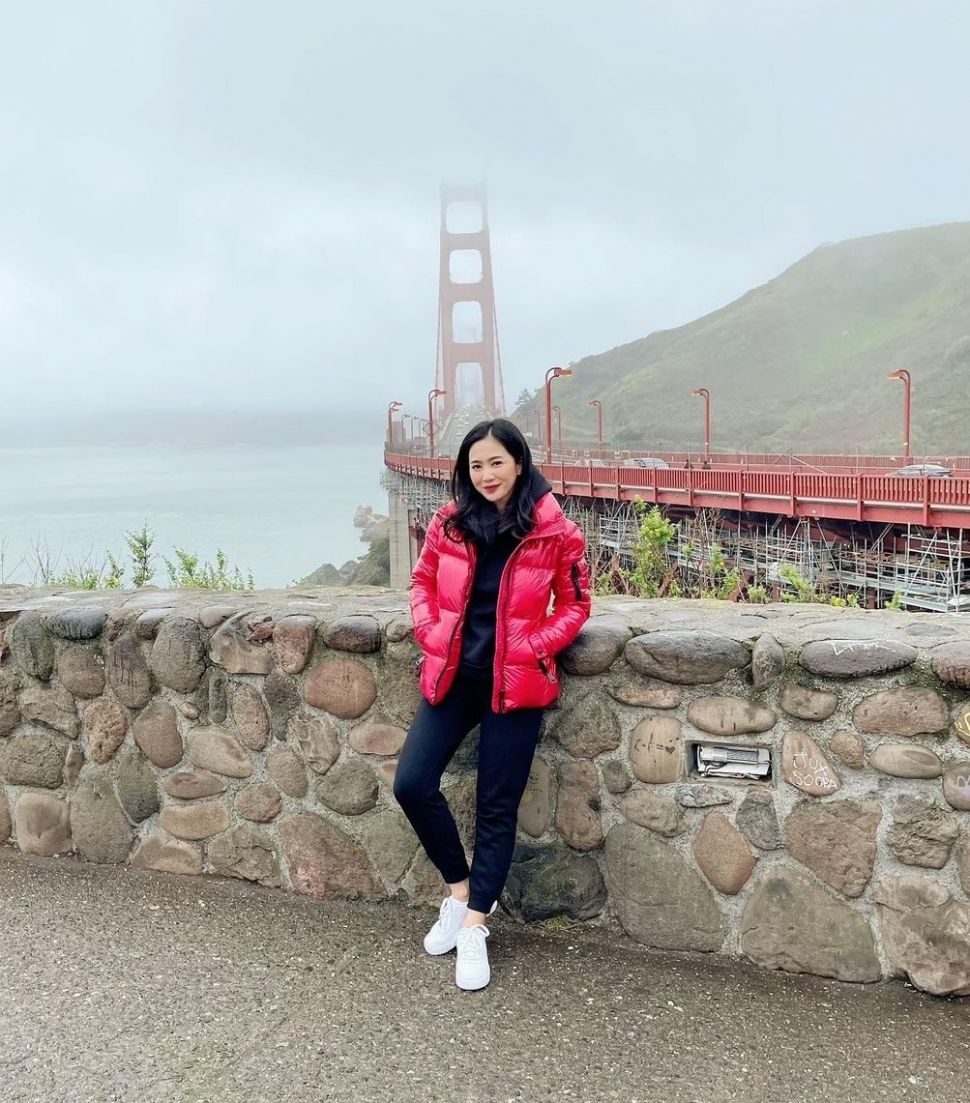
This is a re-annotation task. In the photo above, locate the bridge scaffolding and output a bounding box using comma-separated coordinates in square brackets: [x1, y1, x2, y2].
[381, 470, 447, 521]
[827, 525, 970, 611]
[384, 463, 970, 612]
[562, 496, 970, 612]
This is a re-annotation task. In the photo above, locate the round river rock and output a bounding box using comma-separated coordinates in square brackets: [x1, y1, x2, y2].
[625, 632, 749, 685]
[303, 658, 377, 719]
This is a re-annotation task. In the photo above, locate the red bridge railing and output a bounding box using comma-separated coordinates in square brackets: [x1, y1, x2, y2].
[384, 451, 970, 529]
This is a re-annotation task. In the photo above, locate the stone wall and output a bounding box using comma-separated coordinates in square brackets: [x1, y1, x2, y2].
[1, 587, 969, 997]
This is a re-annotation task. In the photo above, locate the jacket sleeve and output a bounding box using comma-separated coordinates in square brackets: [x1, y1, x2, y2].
[409, 512, 444, 647]
[530, 523, 591, 659]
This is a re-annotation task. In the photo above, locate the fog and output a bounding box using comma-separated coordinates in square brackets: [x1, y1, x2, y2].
[1, 1, 968, 434]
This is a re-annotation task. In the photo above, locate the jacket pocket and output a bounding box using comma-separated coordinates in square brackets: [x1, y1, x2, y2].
[529, 634, 557, 683]
[537, 656, 558, 683]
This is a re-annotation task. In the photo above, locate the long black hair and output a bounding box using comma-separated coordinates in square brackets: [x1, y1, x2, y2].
[444, 418, 549, 545]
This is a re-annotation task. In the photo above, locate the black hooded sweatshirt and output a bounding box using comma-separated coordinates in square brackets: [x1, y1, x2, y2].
[458, 468, 553, 680]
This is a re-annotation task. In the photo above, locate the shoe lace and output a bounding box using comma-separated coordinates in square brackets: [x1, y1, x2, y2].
[435, 896, 463, 930]
[459, 924, 490, 961]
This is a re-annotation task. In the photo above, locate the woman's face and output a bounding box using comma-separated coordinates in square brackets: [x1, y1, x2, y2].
[468, 434, 522, 513]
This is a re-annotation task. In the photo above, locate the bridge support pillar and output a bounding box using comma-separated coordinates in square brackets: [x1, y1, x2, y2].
[388, 490, 416, 590]
[435, 184, 505, 418]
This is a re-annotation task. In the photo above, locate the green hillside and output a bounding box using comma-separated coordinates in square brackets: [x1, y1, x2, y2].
[531, 222, 970, 456]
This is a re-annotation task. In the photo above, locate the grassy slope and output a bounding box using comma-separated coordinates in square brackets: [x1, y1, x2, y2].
[543, 222, 970, 455]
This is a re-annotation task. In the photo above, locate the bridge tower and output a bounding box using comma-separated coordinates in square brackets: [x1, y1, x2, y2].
[434, 184, 506, 420]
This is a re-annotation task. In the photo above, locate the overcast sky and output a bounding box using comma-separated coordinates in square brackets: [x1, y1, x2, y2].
[2, 1, 968, 427]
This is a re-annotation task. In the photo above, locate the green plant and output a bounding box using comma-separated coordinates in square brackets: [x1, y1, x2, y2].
[26, 525, 255, 591]
[713, 569, 742, 601]
[536, 914, 577, 933]
[778, 563, 817, 603]
[777, 563, 869, 607]
[623, 501, 677, 597]
[700, 542, 742, 600]
[884, 590, 904, 610]
[829, 593, 860, 608]
[47, 553, 124, 591]
[745, 584, 769, 603]
[125, 522, 156, 587]
[164, 547, 254, 591]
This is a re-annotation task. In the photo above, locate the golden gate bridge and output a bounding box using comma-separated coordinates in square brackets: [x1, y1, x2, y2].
[383, 188, 970, 613]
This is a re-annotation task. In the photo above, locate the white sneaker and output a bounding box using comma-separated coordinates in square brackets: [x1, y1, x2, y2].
[423, 897, 498, 956]
[423, 896, 469, 955]
[455, 924, 490, 991]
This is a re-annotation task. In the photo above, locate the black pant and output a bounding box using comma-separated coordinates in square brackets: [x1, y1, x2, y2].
[393, 674, 543, 914]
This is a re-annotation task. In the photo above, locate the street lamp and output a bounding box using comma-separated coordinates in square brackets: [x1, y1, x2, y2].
[553, 405, 563, 452]
[387, 400, 403, 445]
[587, 399, 603, 447]
[544, 366, 572, 462]
[691, 388, 711, 458]
[427, 388, 447, 458]
[886, 370, 912, 464]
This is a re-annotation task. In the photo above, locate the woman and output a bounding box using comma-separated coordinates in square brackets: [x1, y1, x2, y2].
[393, 417, 590, 991]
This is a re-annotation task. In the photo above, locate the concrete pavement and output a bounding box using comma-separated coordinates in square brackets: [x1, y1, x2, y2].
[0, 848, 967, 1103]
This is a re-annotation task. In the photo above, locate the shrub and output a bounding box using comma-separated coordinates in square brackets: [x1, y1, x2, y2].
[29, 525, 254, 591]
[623, 501, 677, 598]
[164, 548, 254, 591]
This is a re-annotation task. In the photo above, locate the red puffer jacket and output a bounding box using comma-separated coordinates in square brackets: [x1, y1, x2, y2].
[409, 491, 591, 712]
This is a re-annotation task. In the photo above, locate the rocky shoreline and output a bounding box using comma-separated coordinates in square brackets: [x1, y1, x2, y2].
[296, 505, 390, 587]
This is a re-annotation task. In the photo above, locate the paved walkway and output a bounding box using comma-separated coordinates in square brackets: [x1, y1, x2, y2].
[1, 849, 967, 1103]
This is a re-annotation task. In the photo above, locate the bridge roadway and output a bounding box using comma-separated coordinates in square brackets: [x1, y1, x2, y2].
[2, 849, 967, 1103]
[384, 451, 970, 529]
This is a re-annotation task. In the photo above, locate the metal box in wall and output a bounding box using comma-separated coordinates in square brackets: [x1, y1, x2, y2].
[694, 743, 771, 781]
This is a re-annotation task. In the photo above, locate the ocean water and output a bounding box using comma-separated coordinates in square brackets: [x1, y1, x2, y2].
[0, 442, 386, 589]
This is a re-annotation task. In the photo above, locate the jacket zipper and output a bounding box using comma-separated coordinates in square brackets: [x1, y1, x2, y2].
[492, 530, 547, 711]
[570, 562, 583, 601]
[537, 657, 557, 683]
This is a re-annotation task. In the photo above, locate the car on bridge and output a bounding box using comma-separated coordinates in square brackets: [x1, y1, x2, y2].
[889, 463, 952, 477]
